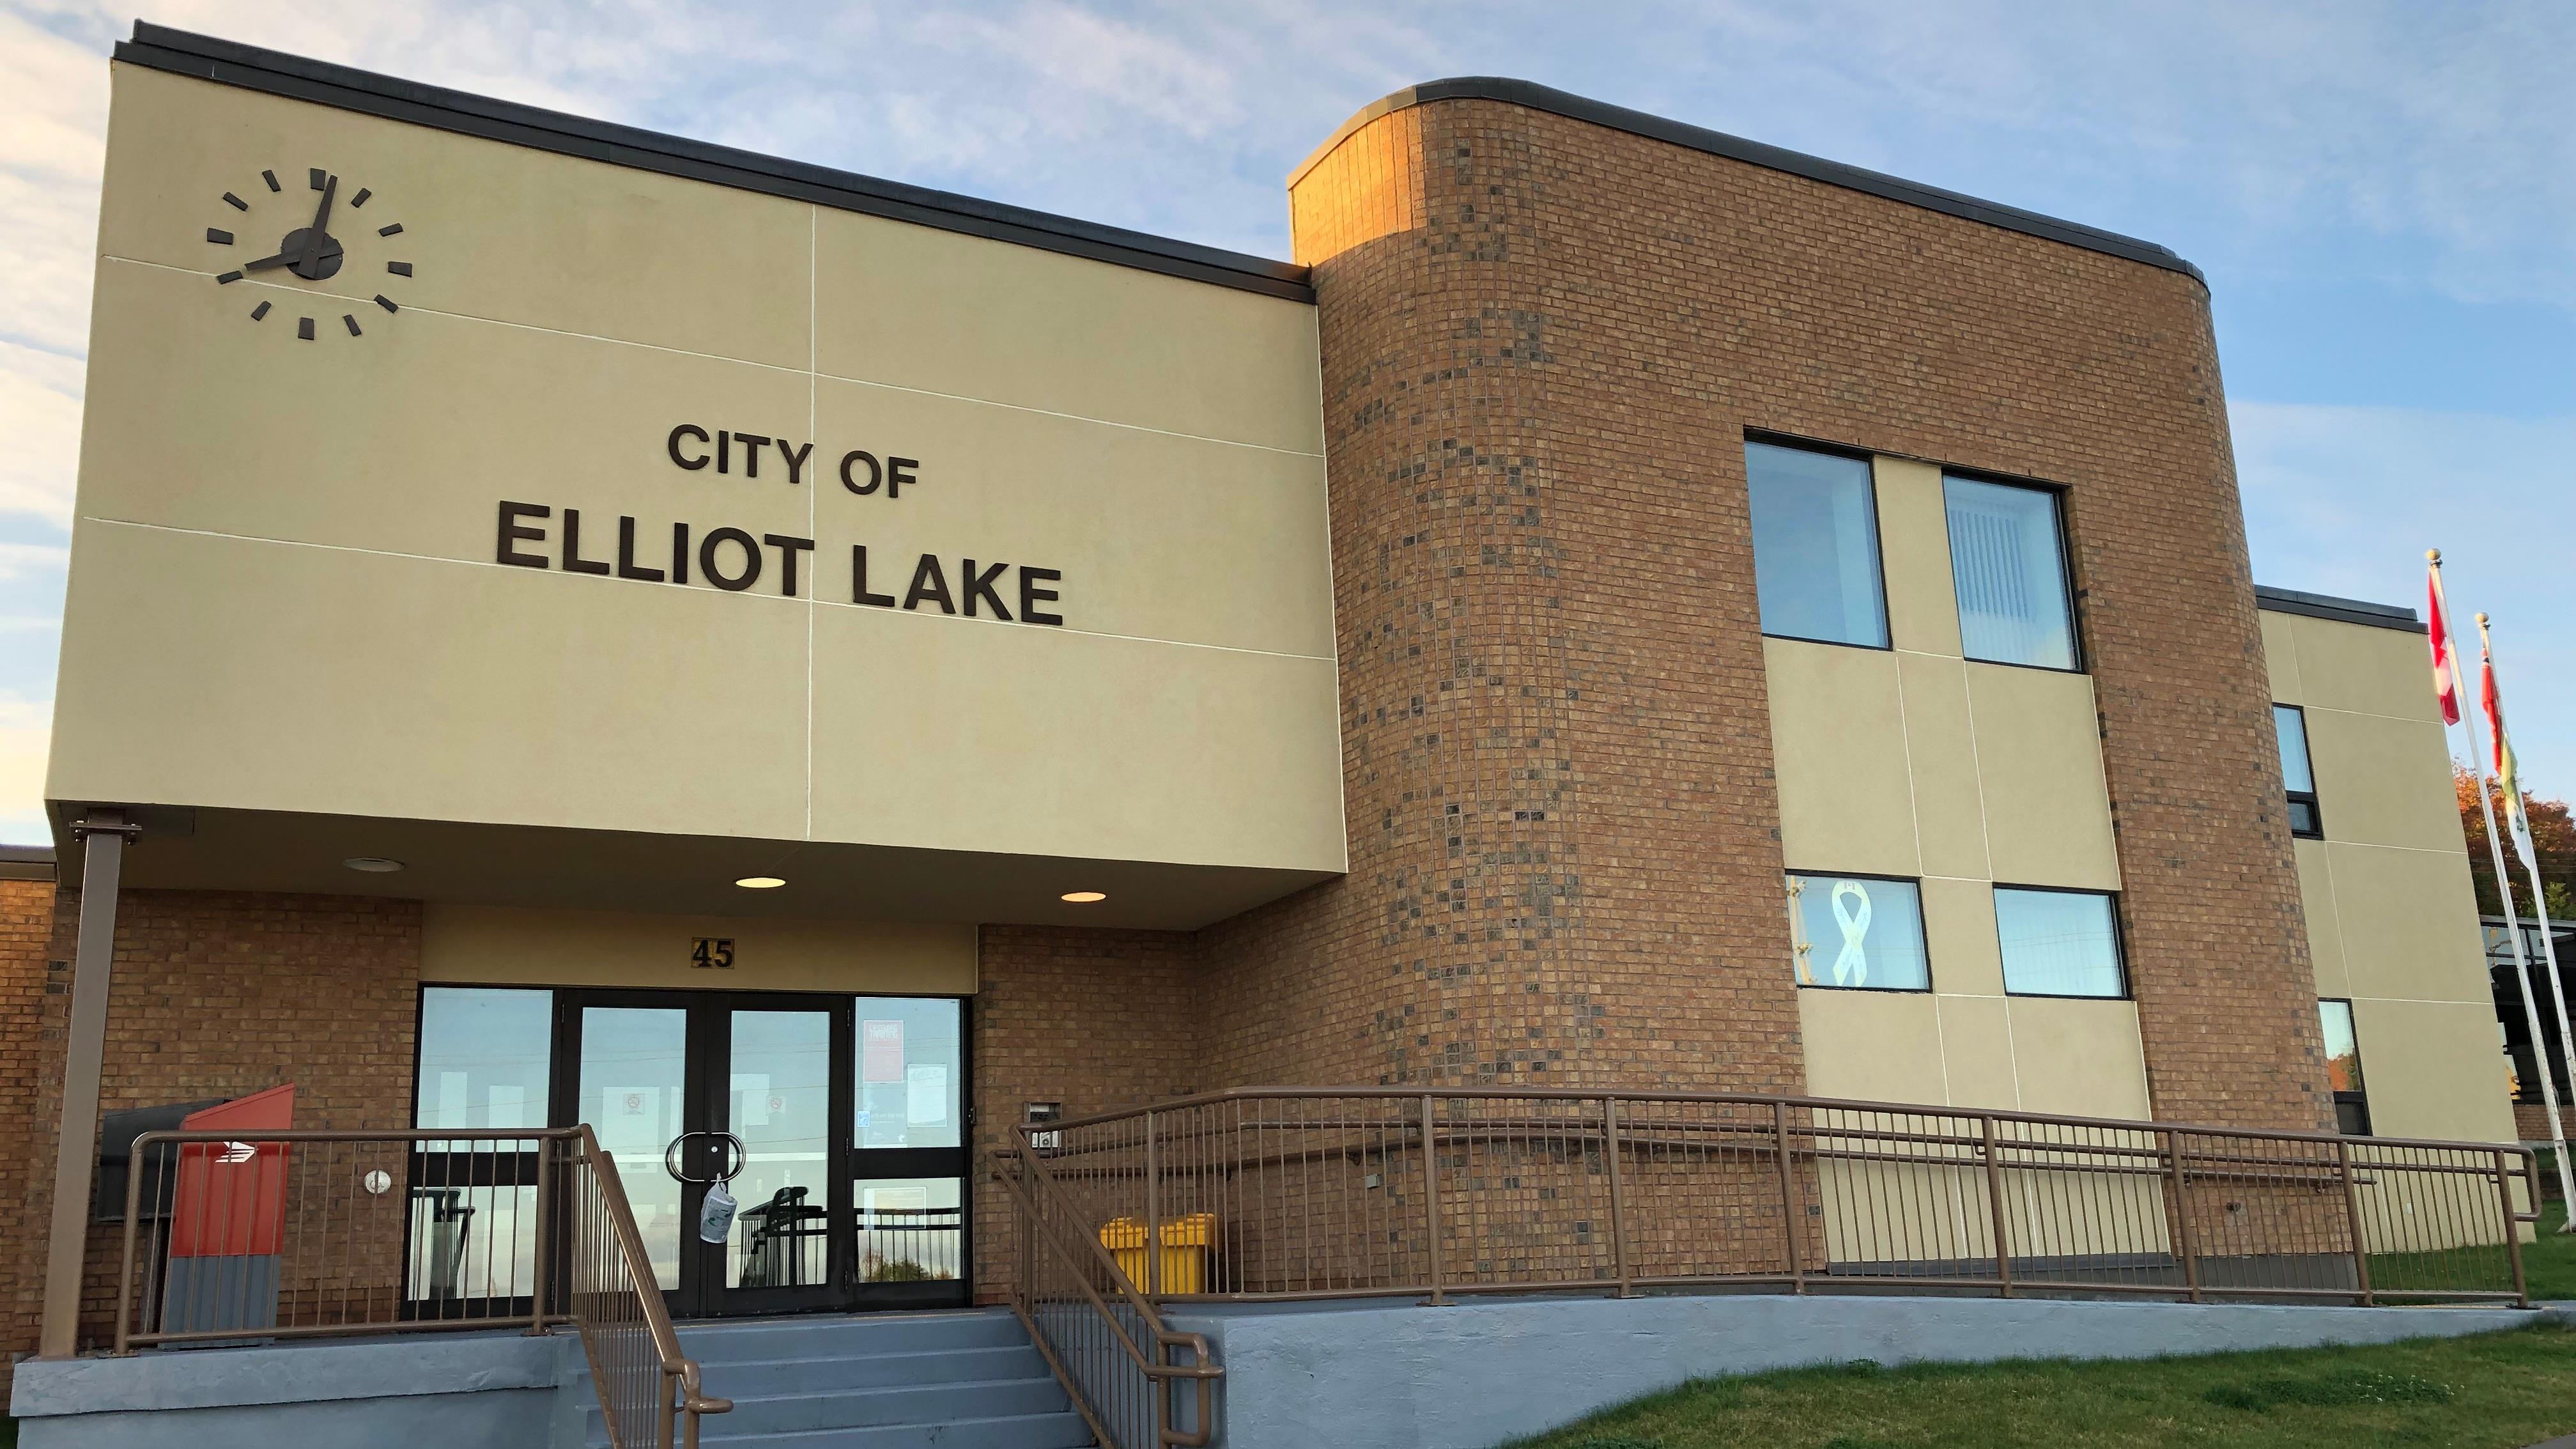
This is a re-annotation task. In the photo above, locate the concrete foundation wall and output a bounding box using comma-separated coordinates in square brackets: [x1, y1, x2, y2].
[1167, 1294, 2541, 1449]
[10, 1331, 565, 1449]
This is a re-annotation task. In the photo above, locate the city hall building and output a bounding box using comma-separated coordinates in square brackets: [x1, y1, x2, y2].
[0, 20, 2520, 1397]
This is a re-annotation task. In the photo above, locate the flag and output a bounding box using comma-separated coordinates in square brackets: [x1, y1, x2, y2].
[2426, 561, 2461, 725]
[2481, 626, 2541, 874]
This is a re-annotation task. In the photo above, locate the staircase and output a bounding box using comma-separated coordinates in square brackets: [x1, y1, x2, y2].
[575, 1308, 1093, 1448]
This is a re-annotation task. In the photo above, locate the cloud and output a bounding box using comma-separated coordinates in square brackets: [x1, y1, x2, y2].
[0, 342, 81, 527]
[2232, 399, 2576, 791]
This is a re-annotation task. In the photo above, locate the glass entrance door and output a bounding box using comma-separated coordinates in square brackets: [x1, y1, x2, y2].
[568, 1003, 692, 1294]
[713, 1004, 840, 1315]
[553, 990, 966, 1317]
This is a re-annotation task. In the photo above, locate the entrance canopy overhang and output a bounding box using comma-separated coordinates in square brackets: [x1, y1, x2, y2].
[46, 802, 1336, 931]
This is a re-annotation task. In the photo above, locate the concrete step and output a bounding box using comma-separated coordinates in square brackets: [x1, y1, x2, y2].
[570, 1308, 1093, 1448]
[693, 1413, 1095, 1448]
[694, 1344, 1051, 1397]
[587, 1375, 1070, 1438]
[677, 1310, 1027, 1362]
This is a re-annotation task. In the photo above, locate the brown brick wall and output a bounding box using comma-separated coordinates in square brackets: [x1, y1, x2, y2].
[0, 887, 420, 1365]
[1205, 94, 2331, 1126]
[0, 878, 63, 1381]
[970, 924, 1202, 1301]
[2517, 1101, 2566, 1150]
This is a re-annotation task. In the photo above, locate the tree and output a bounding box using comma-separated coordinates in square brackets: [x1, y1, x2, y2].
[2455, 766, 2576, 918]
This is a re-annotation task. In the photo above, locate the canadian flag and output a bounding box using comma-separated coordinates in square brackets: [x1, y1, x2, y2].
[2426, 561, 2460, 726]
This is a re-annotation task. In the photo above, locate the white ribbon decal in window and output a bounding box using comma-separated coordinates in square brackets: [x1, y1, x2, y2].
[1830, 879, 1872, 986]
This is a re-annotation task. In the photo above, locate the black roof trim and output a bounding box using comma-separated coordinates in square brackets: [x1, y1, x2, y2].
[2255, 584, 2425, 634]
[1293, 77, 2205, 288]
[114, 23, 1315, 304]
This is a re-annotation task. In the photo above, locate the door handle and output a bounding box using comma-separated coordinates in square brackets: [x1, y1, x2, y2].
[664, 1131, 748, 1184]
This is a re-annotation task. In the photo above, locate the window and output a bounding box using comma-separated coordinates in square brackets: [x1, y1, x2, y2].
[1944, 476, 2078, 670]
[1994, 887, 2125, 997]
[2320, 999, 2372, 1136]
[416, 986, 553, 1129]
[413, 986, 555, 1310]
[856, 997, 964, 1149]
[1745, 440, 1888, 649]
[2273, 704, 2322, 839]
[1787, 873, 1930, 991]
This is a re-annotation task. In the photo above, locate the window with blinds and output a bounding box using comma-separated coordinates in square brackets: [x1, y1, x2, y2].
[1746, 440, 1889, 649]
[1943, 476, 2078, 670]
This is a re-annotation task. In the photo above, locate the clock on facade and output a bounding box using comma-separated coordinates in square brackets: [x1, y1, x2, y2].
[206, 166, 412, 339]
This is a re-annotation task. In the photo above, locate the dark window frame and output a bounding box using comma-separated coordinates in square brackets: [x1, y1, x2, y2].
[1992, 882, 2130, 1000]
[1785, 867, 1936, 994]
[1742, 431, 1895, 653]
[2272, 702, 2324, 840]
[1941, 467, 2086, 676]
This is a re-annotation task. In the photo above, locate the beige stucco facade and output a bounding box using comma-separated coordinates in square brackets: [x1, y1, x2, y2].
[50, 64, 1343, 929]
[2261, 602, 2517, 1143]
[1769, 454, 2150, 1122]
[422, 904, 978, 995]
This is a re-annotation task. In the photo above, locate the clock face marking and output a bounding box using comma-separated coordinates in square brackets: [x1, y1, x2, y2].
[210, 166, 415, 337]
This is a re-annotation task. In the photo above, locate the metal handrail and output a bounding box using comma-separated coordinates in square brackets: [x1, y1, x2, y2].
[1036, 1085, 2550, 1158]
[1001, 1133, 1220, 1449]
[1020, 1087, 2541, 1315]
[563, 1125, 732, 1449]
[105, 1126, 729, 1449]
[113, 1127, 573, 1353]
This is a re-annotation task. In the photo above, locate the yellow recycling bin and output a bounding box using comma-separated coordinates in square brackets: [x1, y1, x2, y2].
[1099, 1213, 1217, 1294]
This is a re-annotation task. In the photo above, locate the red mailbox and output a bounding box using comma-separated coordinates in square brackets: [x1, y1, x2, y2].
[161, 1083, 294, 1339]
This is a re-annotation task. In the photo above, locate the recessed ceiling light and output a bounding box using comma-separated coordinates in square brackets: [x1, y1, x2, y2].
[1060, 890, 1107, 904]
[343, 856, 405, 874]
[735, 876, 786, 889]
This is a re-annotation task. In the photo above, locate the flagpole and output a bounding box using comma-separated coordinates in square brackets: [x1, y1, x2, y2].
[2478, 610, 2576, 1231]
[2431, 552, 2576, 1219]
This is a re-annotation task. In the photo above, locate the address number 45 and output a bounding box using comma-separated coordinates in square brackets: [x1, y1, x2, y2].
[691, 937, 736, 970]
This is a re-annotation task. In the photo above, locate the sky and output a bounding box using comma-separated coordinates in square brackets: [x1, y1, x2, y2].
[1, 0, 2572, 845]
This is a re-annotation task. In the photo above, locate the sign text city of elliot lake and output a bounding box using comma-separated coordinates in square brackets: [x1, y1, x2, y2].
[491, 423, 1065, 624]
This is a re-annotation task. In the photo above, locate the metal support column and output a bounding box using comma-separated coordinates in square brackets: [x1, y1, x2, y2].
[40, 809, 137, 1359]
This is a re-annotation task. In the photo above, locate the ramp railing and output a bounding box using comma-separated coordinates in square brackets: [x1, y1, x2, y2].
[1016, 1089, 2538, 1312]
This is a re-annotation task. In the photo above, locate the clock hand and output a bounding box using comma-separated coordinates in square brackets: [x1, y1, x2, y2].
[242, 249, 302, 271]
[297, 174, 337, 270]
[307, 174, 336, 241]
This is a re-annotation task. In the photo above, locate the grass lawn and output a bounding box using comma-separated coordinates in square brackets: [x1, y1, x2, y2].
[1507, 1324, 2576, 1449]
[2524, 1172, 2576, 1302]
